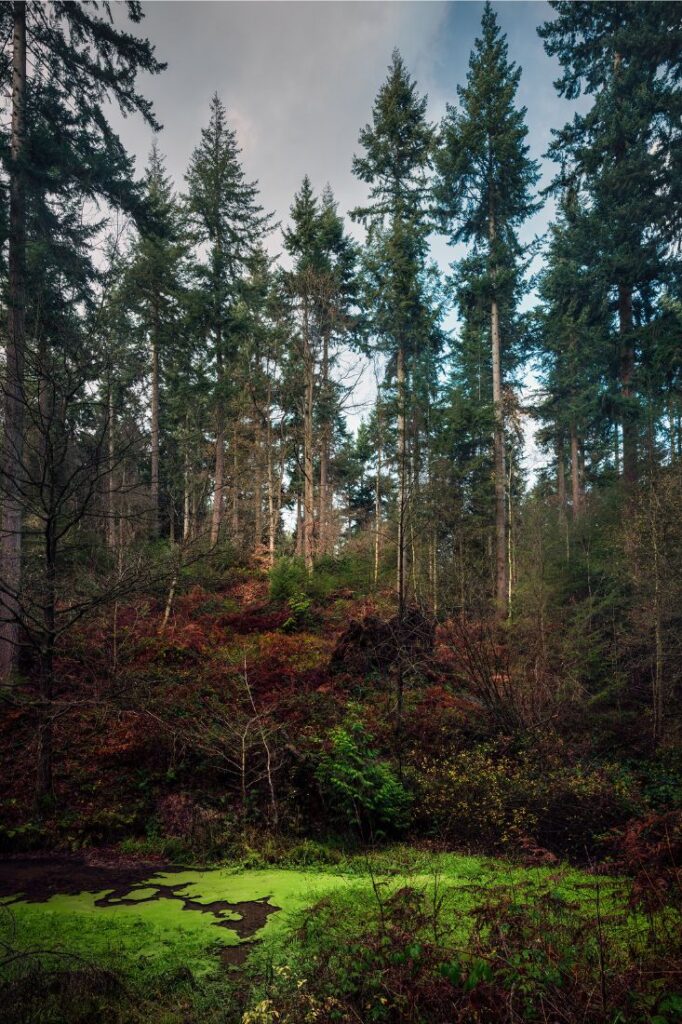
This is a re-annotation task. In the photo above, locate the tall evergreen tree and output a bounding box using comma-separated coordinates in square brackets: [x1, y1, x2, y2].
[0, 0, 164, 678]
[283, 177, 356, 569]
[434, 2, 539, 614]
[539, 1, 682, 487]
[128, 145, 188, 539]
[352, 49, 434, 610]
[535, 189, 610, 522]
[185, 94, 271, 547]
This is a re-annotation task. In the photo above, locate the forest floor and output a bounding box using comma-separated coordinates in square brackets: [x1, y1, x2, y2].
[1, 847, 666, 1024]
[0, 560, 680, 1022]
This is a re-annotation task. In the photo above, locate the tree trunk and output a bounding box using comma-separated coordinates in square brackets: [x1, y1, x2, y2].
[489, 204, 508, 616]
[570, 422, 582, 518]
[0, 1, 27, 680]
[491, 295, 507, 615]
[107, 384, 117, 550]
[36, 342, 58, 806]
[319, 330, 330, 556]
[210, 334, 224, 547]
[556, 434, 567, 517]
[183, 457, 191, 542]
[374, 413, 382, 587]
[303, 307, 315, 573]
[266, 383, 276, 566]
[231, 421, 240, 542]
[295, 492, 303, 557]
[254, 421, 263, 552]
[618, 283, 637, 486]
[150, 324, 160, 538]
[396, 344, 406, 610]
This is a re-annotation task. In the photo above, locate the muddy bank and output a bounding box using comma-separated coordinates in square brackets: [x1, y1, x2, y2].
[0, 855, 178, 903]
[0, 856, 282, 970]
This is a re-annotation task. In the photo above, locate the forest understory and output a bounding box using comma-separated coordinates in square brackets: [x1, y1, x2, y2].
[1, 551, 681, 1024]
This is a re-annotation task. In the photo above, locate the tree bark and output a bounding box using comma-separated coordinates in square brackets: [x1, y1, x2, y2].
[253, 421, 263, 552]
[266, 381, 276, 566]
[374, 409, 382, 586]
[150, 324, 160, 538]
[491, 295, 507, 614]
[183, 455, 191, 542]
[36, 340, 58, 806]
[319, 329, 330, 556]
[107, 383, 117, 550]
[231, 421, 240, 542]
[489, 204, 508, 616]
[618, 283, 638, 487]
[556, 434, 567, 518]
[570, 422, 582, 519]
[303, 304, 315, 573]
[396, 344, 406, 610]
[210, 331, 224, 547]
[295, 491, 303, 557]
[0, 2, 27, 680]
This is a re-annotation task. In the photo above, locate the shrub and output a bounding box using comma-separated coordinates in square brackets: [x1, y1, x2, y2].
[282, 591, 312, 632]
[243, 878, 682, 1024]
[269, 556, 309, 603]
[315, 719, 411, 838]
[415, 743, 642, 859]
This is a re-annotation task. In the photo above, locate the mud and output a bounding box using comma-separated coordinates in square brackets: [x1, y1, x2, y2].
[0, 856, 176, 903]
[0, 856, 281, 970]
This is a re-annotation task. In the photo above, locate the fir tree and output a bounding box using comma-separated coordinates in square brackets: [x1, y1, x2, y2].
[539, 1, 682, 486]
[128, 145, 188, 538]
[352, 49, 435, 610]
[434, 1, 539, 614]
[185, 93, 271, 547]
[0, 0, 163, 685]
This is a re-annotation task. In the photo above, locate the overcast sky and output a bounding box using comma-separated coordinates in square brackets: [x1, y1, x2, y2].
[111, 0, 585, 471]
[114, 1, 577, 241]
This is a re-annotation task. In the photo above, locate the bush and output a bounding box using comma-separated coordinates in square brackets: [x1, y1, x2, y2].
[415, 743, 642, 859]
[242, 881, 682, 1024]
[315, 719, 411, 838]
[269, 556, 309, 603]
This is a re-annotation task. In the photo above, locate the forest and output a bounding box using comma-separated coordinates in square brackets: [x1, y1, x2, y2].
[0, 1, 681, 1022]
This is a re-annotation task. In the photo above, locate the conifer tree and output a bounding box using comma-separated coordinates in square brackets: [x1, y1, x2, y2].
[128, 145, 188, 539]
[539, 1, 682, 487]
[535, 190, 610, 522]
[0, 0, 164, 678]
[434, 2, 539, 614]
[185, 94, 271, 547]
[352, 49, 434, 610]
[283, 177, 356, 570]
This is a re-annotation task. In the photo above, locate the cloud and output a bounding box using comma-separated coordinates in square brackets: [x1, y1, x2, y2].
[108, 1, 586, 469]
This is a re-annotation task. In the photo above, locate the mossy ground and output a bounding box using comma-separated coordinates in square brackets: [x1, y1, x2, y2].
[1, 847, 654, 1024]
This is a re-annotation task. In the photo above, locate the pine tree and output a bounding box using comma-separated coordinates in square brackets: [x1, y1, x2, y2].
[283, 177, 357, 569]
[434, 1, 539, 615]
[128, 145, 188, 539]
[535, 189, 610, 523]
[539, 1, 682, 486]
[185, 94, 271, 547]
[352, 49, 434, 610]
[0, 1, 163, 678]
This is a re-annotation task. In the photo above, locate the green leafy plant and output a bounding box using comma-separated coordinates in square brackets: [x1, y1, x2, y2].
[315, 719, 411, 837]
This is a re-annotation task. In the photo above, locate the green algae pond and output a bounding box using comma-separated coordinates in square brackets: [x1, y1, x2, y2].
[0, 852, 640, 981]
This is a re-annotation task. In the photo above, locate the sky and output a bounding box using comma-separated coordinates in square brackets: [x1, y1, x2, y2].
[111, 0, 585, 474]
